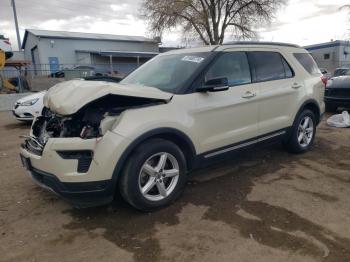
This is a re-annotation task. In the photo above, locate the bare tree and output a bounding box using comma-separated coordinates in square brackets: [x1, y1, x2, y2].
[141, 0, 286, 45]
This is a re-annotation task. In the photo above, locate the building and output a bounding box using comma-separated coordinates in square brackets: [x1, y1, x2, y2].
[21, 29, 161, 75]
[304, 40, 350, 74]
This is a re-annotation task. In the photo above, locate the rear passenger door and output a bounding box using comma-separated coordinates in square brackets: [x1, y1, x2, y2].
[247, 49, 300, 136]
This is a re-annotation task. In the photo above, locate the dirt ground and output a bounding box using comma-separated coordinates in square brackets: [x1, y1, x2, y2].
[1, 111, 350, 262]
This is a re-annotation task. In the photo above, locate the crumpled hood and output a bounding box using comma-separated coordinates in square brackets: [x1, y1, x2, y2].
[44, 80, 173, 115]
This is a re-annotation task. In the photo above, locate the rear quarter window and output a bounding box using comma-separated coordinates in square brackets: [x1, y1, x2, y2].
[293, 53, 321, 75]
[248, 52, 294, 82]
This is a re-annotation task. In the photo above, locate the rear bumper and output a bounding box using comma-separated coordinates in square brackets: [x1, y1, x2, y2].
[324, 96, 350, 106]
[20, 154, 114, 207]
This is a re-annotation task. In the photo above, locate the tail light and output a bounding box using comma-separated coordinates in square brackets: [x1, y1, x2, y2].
[4, 40, 11, 45]
[326, 79, 333, 88]
[321, 76, 328, 86]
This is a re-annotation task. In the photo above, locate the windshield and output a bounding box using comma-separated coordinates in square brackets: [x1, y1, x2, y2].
[334, 69, 348, 77]
[121, 52, 210, 93]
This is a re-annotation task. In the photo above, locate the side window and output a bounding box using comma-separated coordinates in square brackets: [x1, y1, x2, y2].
[205, 52, 251, 86]
[294, 53, 321, 75]
[282, 57, 294, 78]
[248, 52, 293, 82]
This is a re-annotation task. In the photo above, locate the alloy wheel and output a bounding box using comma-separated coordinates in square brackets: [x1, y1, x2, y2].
[297, 116, 314, 147]
[138, 152, 180, 201]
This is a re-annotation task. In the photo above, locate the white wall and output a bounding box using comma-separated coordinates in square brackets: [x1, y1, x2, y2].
[309, 44, 350, 74]
[23, 33, 39, 63]
[9, 51, 24, 60]
[36, 36, 159, 66]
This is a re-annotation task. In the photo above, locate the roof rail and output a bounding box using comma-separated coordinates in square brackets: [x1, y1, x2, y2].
[223, 41, 300, 48]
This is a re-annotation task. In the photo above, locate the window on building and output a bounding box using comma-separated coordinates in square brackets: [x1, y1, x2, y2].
[324, 53, 330, 60]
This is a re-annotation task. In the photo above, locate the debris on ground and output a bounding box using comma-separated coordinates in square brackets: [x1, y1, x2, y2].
[327, 111, 350, 128]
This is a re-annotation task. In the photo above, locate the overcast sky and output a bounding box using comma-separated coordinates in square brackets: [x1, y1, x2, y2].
[0, 0, 349, 50]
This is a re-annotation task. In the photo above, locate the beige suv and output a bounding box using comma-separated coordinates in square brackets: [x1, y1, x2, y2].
[20, 42, 325, 211]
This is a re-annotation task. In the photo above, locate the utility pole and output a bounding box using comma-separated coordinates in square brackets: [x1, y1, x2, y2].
[11, 0, 21, 50]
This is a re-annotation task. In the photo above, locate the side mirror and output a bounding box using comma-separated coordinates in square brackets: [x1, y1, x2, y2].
[198, 77, 229, 92]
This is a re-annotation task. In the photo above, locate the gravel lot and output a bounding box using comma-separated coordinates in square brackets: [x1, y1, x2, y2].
[1, 111, 350, 262]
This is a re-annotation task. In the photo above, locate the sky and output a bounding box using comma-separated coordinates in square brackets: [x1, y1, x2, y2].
[0, 0, 349, 50]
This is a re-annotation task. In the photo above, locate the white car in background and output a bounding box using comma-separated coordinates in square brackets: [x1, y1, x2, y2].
[13, 92, 45, 121]
[12, 76, 124, 121]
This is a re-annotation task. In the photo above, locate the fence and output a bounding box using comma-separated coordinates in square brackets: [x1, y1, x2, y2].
[0, 62, 137, 92]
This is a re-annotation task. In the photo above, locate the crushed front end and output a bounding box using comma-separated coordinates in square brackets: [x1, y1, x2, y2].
[20, 93, 167, 207]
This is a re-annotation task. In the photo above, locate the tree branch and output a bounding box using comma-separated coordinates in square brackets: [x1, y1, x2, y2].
[141, 0, 285, 45]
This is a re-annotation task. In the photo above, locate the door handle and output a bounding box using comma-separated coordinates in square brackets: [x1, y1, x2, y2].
[292, 83, 302, 89]
[242, 91, 256, 99]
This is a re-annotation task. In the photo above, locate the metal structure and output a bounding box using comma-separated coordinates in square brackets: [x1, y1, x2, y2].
[21, 29, 160, 75]
[11, 0, 21, 50]
[305, 40, 350, 74]
[0, 49, 31, 93]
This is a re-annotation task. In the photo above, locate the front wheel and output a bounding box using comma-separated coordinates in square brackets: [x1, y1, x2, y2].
[284, 109, 316, 154]
[118, 139, 187, 211]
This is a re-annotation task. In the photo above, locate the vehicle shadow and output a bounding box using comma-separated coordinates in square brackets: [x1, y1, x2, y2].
[59, 141, 350, 262]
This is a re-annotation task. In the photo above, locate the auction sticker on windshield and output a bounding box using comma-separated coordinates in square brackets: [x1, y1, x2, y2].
[181, 56, 205, 63]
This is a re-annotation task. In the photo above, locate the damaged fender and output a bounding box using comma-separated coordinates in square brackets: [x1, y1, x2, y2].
[27, 80, 172, 153]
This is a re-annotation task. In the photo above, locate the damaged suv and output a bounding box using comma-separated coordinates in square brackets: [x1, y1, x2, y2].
[20, 42, 325, 211]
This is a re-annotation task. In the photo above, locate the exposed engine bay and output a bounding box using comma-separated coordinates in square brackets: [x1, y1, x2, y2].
[30, 94, 166, 148]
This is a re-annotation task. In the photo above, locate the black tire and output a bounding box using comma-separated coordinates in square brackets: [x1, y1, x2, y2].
[118, 138, 187, 211]
[284, 109, 316, 154]
[325, 103, 337, 112]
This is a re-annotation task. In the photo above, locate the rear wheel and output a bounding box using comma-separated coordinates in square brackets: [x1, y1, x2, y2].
[284, 109, 316, 154]
[118, 139, 187, 211]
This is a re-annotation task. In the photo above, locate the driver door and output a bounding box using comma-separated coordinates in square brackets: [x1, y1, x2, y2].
[192, 50, 259, 155]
